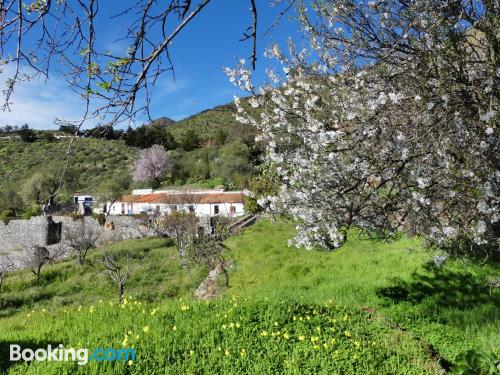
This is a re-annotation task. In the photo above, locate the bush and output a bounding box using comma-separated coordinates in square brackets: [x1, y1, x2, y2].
[70, 213, 84, 221]
[93, 213, 106, 226]
[0, 209, 15, 225]
[22, 205, 41, 220]
[244, 196, 261, 214]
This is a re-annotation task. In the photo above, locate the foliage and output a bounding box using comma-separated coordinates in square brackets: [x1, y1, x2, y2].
[0, 187, 23, 214]
[228, 1, 499, 256]
[20, 164, 79, 206]
[17, 125, 37, 143]
[450, 349, 500, 375]
[0, 209, 15, 225]
[0, 138, 136, 199]
[22, 205, 41, 220]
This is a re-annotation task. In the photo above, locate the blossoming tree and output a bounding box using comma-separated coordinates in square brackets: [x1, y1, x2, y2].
[132, 144, 170, 187]
[228, 0, 499, 258]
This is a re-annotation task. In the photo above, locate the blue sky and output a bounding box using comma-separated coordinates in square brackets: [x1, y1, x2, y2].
[0, 1, 303, 129]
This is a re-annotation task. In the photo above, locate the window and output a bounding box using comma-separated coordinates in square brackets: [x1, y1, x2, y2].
[230, 205, 236, 214]
[121, 203, 126, 214]
[214, 205, 219, 215]
[188, 205, 194, 213]
[155, 205, 160, 212]
[171, 205, 177, 213]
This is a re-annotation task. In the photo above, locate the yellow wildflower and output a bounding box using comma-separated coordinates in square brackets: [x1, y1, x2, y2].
[172, 325, 177, 331]
[298, 335, 305, 341]
[128, 360, 133, 366]
[260, 331, 268, 337]
[225, 349, 230, 356]
[283, 333, 290, 339]
[143, 326, 150, 333]
[344, 330, 352, 337]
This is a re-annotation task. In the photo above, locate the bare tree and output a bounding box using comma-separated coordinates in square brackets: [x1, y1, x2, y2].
[132, 145, 170, 187]
[64, 221, 101, 265]
[159, 211, 199, 257]
[102, 253, 130, 304]
[187, 217, 231, 286]
[22, 245, 65, 280]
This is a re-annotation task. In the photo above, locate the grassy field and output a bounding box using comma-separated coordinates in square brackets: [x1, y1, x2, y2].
[0, 219, 498, 374]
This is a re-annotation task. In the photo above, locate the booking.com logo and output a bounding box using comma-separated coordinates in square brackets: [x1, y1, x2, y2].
[10, 344, 136, 366]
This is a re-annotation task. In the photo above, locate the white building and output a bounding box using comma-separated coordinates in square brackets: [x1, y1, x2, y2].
[107, 188, 246, 218]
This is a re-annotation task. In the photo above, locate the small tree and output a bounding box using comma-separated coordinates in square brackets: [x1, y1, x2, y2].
[98, 173, 130, 215]
[132, 145, 170, 187]
[159, 212, 199, 257]
[102, 254, 130, 304]
[23, 246, 65, 280]
[0, 256, 15, 292]
[64, 222, 101, 265]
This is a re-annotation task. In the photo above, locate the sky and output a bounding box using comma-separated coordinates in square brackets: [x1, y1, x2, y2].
[0, 0, 304, 129]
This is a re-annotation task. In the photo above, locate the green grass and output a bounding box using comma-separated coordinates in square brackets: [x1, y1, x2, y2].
[0, 237, 207, 318]
[0, 219, 498, 374]
[226, 220, 500, 364]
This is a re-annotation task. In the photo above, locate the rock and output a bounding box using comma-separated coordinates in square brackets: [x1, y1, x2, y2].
[194, 263, 224, 300]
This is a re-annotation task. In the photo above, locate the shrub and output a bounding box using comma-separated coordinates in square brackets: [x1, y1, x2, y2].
[22, 205, 41, 220]
[0, 209, 15, 225]
[93, 213, 106, 226]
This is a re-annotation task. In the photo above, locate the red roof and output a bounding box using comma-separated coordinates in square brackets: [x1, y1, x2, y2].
[118, 192, 244, 205]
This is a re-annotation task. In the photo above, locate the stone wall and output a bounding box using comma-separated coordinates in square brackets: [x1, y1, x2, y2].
[0, 215, 147, 257]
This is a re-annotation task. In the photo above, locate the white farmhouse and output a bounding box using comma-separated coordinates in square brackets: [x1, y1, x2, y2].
[107, 188, 246, 218]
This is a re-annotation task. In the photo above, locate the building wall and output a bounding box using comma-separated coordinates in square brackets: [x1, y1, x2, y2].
[108, 201, 245, 217]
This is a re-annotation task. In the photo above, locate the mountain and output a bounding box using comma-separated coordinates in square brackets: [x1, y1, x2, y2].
[148, 117, 177, 127]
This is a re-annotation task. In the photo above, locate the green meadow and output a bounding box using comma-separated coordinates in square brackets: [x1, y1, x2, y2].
[0, 219, 498, 374]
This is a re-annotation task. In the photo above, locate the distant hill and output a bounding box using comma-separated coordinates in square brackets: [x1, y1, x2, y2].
[0, 137, 136, 195]
[148, 117, 176, 127]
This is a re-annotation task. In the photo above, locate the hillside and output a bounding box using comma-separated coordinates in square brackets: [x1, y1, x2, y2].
[0, 219, 498, 373]
[0, 100, 257, 211]
[0, 137, 136, 195]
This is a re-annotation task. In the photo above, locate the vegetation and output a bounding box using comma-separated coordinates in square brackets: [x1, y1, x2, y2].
[0, 220, 497, 373]
[0, 100, 259, 219]
[0, 137, 136, 202]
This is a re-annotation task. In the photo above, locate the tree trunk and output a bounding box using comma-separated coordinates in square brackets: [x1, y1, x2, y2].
[118, 284, 124, 304]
